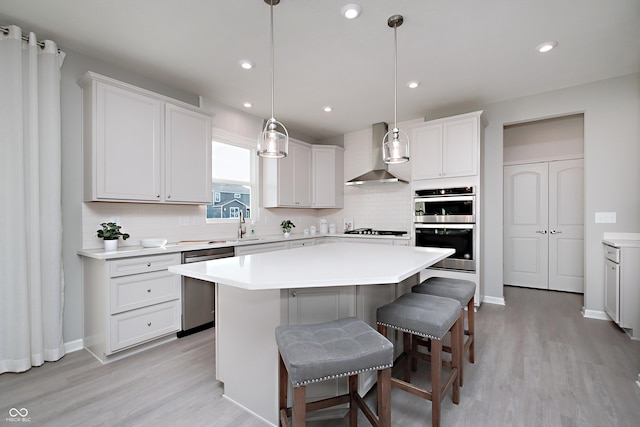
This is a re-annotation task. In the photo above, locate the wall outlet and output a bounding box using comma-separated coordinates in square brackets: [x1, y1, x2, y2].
[595, 212, 616, 223]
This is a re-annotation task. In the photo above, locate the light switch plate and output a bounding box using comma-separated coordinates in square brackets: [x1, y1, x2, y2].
[595, 212, 616, 223]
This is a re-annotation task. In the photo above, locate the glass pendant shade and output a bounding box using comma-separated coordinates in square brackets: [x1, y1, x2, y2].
[258, 118, 289, 158]
[383, 127, 410, 164]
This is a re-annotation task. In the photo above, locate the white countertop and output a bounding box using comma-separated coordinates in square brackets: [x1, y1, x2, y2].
[168, 242, 453, 290]
[602, 232, 640, 248]
[77, 233, 410, 260]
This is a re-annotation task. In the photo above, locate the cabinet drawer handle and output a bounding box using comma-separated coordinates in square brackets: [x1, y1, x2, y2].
[147, 262, 151, 267]
[147, 322, 152, 327]
[167, 195, 171, 199]
[147, 288, 151, 293]
[157, 195, 160, 198]
[291, 291, 297, 297]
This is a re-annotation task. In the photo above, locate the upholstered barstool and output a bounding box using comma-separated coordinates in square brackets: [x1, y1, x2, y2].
[376, 293, 462, 427]
[275, 317, 394, 427]
[412, 277, 475, 386]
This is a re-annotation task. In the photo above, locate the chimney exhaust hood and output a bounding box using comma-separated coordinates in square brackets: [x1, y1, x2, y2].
[345, 122, 408, 186]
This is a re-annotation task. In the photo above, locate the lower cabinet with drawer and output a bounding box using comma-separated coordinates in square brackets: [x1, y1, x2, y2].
[83, 253, 181, 363]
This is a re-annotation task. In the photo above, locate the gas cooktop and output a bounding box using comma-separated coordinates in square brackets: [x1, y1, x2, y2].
[344, 228, 407, 236]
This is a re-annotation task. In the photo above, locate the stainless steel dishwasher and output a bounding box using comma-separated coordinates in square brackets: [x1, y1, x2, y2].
[178, 247, 235, 337]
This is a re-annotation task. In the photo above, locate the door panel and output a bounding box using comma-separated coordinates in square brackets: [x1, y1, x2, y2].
[548, 159, 584, 292]
[504, 163, 548, 288]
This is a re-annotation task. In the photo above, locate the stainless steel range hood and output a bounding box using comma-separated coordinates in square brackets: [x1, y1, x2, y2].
[345, 122, 408, 186]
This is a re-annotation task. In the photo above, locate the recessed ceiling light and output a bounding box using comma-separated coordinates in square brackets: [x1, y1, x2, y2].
[323, 106, 332, 112]
[243, 102, 252, 108]
[239, 60, 255, 70]
[341, 3, 362, 19]
[536, 41, 558, 53]
[407, 81, 421, 89]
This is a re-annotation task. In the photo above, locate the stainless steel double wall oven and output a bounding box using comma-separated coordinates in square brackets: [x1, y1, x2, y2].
[414, 186, 476, 271]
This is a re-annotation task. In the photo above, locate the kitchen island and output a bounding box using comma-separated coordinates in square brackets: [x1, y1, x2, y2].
[168, 242, 453, 426]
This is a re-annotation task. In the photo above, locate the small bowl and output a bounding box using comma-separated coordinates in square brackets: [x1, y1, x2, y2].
[140, 238, 167, 248]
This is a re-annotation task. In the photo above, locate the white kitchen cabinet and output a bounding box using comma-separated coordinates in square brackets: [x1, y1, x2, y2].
[83, 253, 181, 363]
[81, 72, 211, 204]
[164, 104, 212, 203]
[312, 145, 344, 208]
[411, 111, 482, 180]
[262, 139, 311, 207]
[603, 242, 640, 339]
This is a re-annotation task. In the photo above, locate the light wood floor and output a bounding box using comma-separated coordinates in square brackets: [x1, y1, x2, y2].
[1, 286, 639, 426]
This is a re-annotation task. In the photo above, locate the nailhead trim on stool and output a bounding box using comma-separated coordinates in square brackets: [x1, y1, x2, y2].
[376, 293, 462, 427]
[412, 277, 475, 386]
[275, 317, 393, 427]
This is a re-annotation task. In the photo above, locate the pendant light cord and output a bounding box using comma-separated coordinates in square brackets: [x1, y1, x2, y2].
[269, 2, 275, 120]
[393, 24, 398, 130]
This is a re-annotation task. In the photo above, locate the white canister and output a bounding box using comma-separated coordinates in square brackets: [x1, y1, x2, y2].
[320, 218, 328, 234]
[310, 226, 316, 235]
[329, 223, 336, 234]
[304, 228, 310, 236]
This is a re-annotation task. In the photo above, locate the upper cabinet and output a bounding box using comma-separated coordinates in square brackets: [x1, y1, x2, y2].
[263, 141, 343, 209]
[81, 72, 212, 204]
[411, 111, 483, 181]
[312, 145, 344, 208]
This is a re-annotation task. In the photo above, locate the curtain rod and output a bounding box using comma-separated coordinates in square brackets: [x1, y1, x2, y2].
[0, 25, 61, 52]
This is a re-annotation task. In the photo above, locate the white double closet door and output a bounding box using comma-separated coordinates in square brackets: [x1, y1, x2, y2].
[504, 159, 584, 292]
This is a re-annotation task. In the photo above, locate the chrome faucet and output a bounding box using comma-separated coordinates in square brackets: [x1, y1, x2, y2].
[238, 210, 246, 239]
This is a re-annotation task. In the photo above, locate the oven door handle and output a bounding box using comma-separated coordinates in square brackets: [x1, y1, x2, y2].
[414, 196, 475, 203]
[415, 223, 474, 230]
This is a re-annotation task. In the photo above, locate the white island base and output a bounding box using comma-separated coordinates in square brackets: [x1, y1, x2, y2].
[169, 243, 454, 426]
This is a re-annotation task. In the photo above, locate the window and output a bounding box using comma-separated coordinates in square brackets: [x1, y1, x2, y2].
[206, 129, 258, 222]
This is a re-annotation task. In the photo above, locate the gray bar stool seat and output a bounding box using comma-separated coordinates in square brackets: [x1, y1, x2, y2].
[412, 277, 475, 386]
[275, 317, 393, 427]
[376, 293, 462, 427]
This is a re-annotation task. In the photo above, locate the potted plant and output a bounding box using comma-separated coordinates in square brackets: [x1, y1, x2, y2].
[97, 222, 130, 251]
[280, 220, 295, 238]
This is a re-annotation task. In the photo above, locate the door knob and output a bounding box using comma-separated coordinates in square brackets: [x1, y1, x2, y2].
[536, 230, 548, 234]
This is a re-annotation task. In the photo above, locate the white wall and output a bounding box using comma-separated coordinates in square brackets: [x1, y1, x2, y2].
[481, 73, 640, 314]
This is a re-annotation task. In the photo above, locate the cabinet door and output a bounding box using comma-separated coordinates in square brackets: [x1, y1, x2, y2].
[292, 142, 312, 206]
[411, 124, 443, 180]
[604, 258, 619, 323]
[95, 82, 162, 201]
[442, 117, 478, 177]
[312, 146, 344, 208]
[164, 104, 212, 203]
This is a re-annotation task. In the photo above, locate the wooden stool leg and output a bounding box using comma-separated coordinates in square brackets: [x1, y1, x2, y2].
[430, 339, 442, 427]
[468, 297, 475, 363]
[377, 367, 391, 427]
[279, 353, 289, 427]
[452, 316, 461, 404]
[292, 386, 306, 426]
[458, 307, 465, 387]
[348, 375, 358, 426]
[404, 332, 412, 381]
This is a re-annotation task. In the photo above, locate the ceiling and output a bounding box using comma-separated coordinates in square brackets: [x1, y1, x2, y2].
[1, 0, 639, 141]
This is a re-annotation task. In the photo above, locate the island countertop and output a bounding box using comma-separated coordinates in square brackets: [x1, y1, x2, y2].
[168, 242, 454, 290]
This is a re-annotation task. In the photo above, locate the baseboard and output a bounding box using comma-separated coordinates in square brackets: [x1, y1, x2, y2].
[64, 339, 84, 353]
[482, 295, 506, 306]
[582, 308, 610, 321]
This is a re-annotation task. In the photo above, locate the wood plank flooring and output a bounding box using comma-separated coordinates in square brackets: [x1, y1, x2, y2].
[1, 286, 639, 426]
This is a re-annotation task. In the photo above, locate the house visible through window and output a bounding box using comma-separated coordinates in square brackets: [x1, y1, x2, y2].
[206, 135, 256, 221]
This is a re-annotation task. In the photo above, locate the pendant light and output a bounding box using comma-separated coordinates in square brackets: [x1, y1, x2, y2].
[382, 14, 410, 164]
[258, 0, 289, 158]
